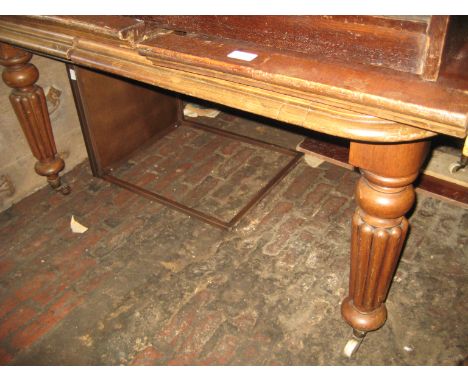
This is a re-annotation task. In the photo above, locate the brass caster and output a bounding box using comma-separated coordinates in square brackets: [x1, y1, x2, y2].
[343, 330, 366, 358]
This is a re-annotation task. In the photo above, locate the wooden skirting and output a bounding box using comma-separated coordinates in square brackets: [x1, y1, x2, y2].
[298, 136, 468, 207]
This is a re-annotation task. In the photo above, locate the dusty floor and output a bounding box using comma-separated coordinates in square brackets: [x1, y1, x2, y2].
[0, 111, 467, 366]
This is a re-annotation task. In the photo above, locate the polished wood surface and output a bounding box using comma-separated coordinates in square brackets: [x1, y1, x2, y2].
[0, 16, 466, 356]
[0, 43, 68, 194]
[343, 140, 431, 332]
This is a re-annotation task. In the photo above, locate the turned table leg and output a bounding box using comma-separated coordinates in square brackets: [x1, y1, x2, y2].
[0, 43, 69, 194]
[341, 139, 430, 357]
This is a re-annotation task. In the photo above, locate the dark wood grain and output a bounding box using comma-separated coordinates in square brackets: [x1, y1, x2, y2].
[342, 140, 431, 332]
[138, 16, 429, 75]
[0, 42, 67, 193]
[70, 65, 180, 175]
[420, 16, 450, 80]
[439, 16, 468, 89]
[417, 174, 468, 206]
[298, 135, 350, 167]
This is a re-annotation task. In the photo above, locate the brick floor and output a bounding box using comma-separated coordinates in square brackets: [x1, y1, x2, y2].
[0, 112, 467, 366]
[112, 123, 293, 223]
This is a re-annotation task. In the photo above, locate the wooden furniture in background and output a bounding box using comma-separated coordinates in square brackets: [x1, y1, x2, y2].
[0, 16, 466, 357]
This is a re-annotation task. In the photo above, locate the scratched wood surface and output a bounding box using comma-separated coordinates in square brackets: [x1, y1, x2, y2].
[139, 16, 432, 75]
[0, 15, 466, 142]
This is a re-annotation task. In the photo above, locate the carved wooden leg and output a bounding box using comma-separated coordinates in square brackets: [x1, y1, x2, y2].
[0, 43, 69, 194]
[341, 139, 430, 356]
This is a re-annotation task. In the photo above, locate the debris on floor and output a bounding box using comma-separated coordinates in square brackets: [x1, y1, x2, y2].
[0, 110, 466, 366]
[183, 103, 221, 118]
[70, 215, 88, 233]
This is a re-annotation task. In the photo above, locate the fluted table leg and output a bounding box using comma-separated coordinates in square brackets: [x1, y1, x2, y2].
[341, 139, 430, 356]
[0, 42, 69, 194]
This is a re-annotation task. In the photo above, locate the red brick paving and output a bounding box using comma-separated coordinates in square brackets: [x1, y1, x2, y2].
[0, 114, 466, 367]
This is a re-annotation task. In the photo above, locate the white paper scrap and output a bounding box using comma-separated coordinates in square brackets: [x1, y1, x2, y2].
[183, 103, 220, 118]
[227, 50, 258, 62]
[304, 155, 324, 168]
[70, 215, 88, 234]
[69, 68, 77, 80]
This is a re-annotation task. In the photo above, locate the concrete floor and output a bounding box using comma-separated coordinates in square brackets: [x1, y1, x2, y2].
[0, 111, 467, 365]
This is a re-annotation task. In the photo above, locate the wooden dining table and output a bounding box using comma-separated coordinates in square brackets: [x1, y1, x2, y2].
[0, 16, 466, 356]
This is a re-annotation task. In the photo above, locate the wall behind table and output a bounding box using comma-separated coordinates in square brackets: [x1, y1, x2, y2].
[0, 55, 87, 212]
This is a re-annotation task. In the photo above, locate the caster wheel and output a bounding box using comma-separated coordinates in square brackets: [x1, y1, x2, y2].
[56, 184, 71, 195]
[343, 337, 363, 358]
[449, 162, 462, 174]
[343, 330, 366, 358]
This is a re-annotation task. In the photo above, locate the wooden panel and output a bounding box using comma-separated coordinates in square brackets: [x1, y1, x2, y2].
[0, 16, 466, 139]
[439, 16, 468, 89]
[420, 16, 450, 80]
[298, 134, 350, 168]
[71, 65, 180, 173]
[137, 32, 467, 136]
[417, 174, 468, 206]
[139, 16, 428, 74]
[70, 44, 436, 143]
